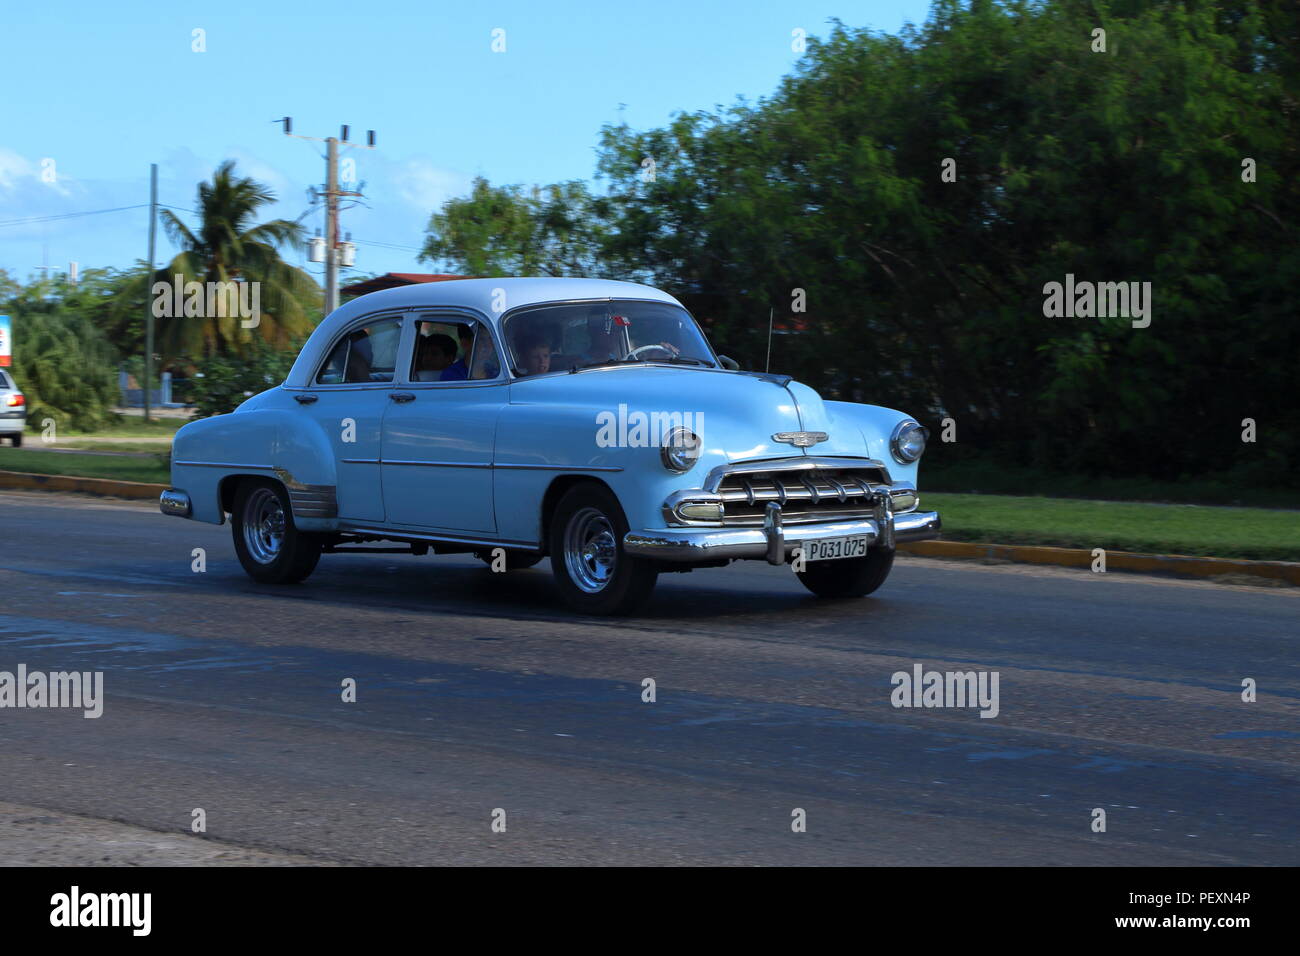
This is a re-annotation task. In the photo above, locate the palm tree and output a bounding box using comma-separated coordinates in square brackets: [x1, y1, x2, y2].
[154, 160, 320, 361]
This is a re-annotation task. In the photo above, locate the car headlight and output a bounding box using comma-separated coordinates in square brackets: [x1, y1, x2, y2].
[890, 420, 928, 463]
[661, 427, 701, 473]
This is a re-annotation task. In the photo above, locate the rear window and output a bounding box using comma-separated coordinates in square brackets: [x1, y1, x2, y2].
[316, 317, 403, 385]
[0, 371, 12, 390]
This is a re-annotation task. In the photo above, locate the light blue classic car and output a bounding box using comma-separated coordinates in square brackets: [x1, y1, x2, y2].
[160, 277, 940, 614]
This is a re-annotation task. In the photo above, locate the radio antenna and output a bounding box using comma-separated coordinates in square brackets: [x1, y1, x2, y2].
[765, 306, 774, 373]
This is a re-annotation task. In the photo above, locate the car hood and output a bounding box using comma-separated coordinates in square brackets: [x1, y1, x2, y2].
[508, 365, 874, 463]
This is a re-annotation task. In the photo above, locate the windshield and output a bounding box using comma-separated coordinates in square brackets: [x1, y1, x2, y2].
[502, 300, 716, 377]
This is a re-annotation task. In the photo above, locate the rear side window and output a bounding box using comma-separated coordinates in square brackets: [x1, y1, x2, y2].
[0, 371, 11, 390]
[316, 317, 402, 384]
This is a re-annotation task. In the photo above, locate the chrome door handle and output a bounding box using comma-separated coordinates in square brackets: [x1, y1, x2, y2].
[390, 392, 416, 403]
[294, 394, 318, 404]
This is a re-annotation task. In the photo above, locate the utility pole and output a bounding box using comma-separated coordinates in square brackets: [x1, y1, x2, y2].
[325, 136, 339, 314]
[144, 163, 157, 422]
[278, 118, 375, 315]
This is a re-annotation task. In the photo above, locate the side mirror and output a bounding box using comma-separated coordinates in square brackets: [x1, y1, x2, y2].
[718, 355, 740, 371]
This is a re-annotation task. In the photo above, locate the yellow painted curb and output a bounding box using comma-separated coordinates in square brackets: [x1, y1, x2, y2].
[898, 539, 1300, 585]
[0, 469, 167, 501]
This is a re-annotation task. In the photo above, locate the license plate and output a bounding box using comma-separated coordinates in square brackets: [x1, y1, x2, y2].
[802, 534, 871, 562]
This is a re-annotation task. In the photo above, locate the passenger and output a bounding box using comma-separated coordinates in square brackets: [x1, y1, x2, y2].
[439, 326, 472, 381]
[344, 332, 373, 383]
[413, 333, 457, 382]
[515, 332, 551, 376]
[470, 333, 500, 379]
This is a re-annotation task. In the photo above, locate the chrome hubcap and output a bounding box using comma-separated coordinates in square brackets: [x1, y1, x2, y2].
[564, 507, 617, 594]
[243, 487, 286, 564]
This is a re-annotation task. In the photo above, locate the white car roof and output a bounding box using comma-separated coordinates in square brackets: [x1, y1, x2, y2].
[285, 277, 683, 388]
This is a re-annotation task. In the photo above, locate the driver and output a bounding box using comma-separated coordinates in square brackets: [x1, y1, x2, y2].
[579, 311, 622, 365]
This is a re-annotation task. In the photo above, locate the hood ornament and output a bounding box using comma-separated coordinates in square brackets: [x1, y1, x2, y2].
[773, 431, 829, 448]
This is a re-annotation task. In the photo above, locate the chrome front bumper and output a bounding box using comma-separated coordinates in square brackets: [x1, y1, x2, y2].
[624, 509, 941, 563]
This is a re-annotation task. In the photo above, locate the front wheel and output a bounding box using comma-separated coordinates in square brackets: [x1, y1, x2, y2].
[549, 483, 658, 615]
[231, 479, 322, 584]
[795, 547, 894, 599]
[10, 433, 21, 447]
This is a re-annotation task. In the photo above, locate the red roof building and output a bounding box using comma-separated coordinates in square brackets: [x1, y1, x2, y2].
[340, 273, 470, 298]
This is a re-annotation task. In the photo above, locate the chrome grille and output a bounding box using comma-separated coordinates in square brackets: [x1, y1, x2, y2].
[716, 466, 889, 525]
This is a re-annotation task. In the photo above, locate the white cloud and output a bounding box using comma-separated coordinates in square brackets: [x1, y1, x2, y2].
[390, 157, 473, 212]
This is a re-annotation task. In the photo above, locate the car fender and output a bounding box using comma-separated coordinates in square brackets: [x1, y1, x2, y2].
[170, 406, 340, 527]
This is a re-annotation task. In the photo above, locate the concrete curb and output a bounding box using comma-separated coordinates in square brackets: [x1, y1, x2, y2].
[3, 469, 1295, 586]
[0, 469, 167, 501]
[898, 539, 1300, 586]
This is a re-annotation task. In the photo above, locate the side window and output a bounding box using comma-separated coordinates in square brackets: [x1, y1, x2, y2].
[411, 316, 501, 383]
[317, 317, 402, 385]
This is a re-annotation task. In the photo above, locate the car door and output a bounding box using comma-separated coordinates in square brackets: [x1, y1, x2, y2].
[380, 313, 506, 534]
[295, 313, 405, 523]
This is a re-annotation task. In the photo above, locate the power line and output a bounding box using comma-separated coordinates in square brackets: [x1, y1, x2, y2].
[353, 238, 423, 252]
[0, 204, 149, 228]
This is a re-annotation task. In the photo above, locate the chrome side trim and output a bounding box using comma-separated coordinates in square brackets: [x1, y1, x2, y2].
[341, 525, 538, 550]
[493, 462, 624, 473]
[177, 457, 618, 473]
[383, 459, 492, 469]
[173, 460, 275, 470]
[367, 460, 620, 472]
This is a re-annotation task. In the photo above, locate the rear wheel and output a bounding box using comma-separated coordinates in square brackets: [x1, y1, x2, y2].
[795, 547, 894, 599]
[10, 433, 21, 447]
[231, 479, 322, 584]
[549, 483, 658, 615]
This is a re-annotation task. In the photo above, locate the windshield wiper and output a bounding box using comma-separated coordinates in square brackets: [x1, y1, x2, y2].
[569, 358, 642, 373]
[656, 355, 713, 367]
[569, 355, 714, 373]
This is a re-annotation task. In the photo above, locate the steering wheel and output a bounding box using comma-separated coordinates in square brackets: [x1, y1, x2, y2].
[627, 343, 676, 361]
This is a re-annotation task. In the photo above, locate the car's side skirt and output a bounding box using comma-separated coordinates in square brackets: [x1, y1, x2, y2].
[339, 524, 540, 552]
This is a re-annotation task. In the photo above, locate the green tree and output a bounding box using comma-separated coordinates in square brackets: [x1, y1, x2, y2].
[420, 177, 610, 277]
[10, 310, 119, 432]
[188, 338, 300, 418]
[416, 1, 1298, 487]
[155, 160, 320, 362]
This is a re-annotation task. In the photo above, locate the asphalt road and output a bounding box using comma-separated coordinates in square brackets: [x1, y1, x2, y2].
[0, 489, 1296, 866]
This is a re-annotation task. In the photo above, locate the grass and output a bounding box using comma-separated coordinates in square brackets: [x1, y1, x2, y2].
[0, 448, 170, 484]
[54, 439, 174, 452]
[924, 458, 1300, 509]
[924, 492, 1300, 562]
[64, 417, 188, 438]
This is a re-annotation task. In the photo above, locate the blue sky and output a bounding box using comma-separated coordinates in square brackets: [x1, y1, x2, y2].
[1, 0, 932, 285]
